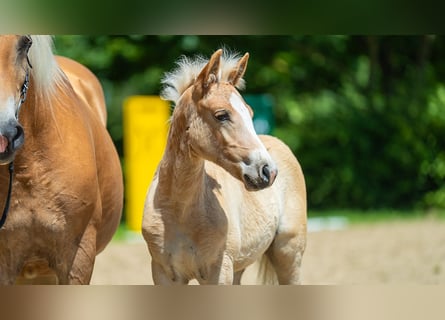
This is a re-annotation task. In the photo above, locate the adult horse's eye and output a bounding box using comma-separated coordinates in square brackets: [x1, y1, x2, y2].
[215, 110, 230, 122]
[17, 35, 33, 67]
[18, 35, 32, 53]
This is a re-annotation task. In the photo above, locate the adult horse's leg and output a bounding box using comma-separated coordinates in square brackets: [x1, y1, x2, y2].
[68, 225, 97, 284]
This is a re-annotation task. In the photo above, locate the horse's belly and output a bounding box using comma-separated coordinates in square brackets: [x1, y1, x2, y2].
[235, 225, 276, 270]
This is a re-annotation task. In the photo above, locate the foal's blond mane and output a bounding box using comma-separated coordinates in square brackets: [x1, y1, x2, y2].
[28, 35, 67, 104]
[161, 48, 246, 104]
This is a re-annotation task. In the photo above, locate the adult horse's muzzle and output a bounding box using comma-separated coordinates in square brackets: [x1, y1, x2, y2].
[0, 120, 24, 165]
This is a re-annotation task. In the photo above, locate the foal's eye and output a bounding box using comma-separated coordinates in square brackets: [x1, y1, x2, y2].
[214, 111, 230, 122]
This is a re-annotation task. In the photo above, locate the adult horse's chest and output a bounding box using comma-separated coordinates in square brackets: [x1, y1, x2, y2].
[0, 169, 93, 283]
[0, 182, 85, 282]
[6, 167, 96, 234]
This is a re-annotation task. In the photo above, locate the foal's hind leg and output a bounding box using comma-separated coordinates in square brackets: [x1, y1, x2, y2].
[265, 226, 306, 284]
[233, 269, 245, 285]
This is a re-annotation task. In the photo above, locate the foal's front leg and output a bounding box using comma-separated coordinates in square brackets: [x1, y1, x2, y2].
[151, 260, 188, 285]
[199, 253, 234, 285]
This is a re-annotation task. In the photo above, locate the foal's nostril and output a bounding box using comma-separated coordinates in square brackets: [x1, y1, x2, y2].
[261, 164, 270, 183]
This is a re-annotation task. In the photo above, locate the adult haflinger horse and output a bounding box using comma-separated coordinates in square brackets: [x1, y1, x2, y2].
[142, 49, 307, 284]
[0, 35, 123, 284]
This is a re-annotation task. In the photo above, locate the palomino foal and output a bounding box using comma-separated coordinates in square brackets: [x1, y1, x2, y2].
[142, 49, 307, 284]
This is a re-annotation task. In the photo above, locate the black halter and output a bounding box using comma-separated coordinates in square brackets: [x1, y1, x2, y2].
[0, 162, 14, 228]
[16, 66, 30, 118]
[0, 61, 32, 229]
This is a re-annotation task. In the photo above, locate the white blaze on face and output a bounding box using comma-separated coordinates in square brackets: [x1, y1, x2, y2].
[0, 97, 17, 133]
[0, 97, 17, 153]
[229, 92, 273, 163]
[229, 92, 257, 137]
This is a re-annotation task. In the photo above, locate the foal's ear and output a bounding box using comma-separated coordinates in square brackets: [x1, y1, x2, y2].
[193, 49, 222, 99]
[228, 52, 249, 87]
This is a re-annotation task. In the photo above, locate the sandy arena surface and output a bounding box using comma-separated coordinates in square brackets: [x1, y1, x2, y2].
[90, 217, 445, 285]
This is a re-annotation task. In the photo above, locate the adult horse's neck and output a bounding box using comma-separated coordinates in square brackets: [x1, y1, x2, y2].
[12, 77, 66, 173]
[156, 100, 206, 212]
[0, 77, 52, 206]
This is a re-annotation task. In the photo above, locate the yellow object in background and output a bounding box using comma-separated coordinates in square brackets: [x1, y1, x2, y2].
[123, 96, 170, 232]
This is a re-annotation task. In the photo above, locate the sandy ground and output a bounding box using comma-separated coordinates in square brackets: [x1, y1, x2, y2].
[90, 217, 445, 285]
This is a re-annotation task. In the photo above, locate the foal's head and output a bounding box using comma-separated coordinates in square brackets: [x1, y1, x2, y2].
[0, 35, 32, 164]
[164, 49, 278, 191]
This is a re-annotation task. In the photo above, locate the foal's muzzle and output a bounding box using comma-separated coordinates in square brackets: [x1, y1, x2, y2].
[0, 121, 24, 165]
[243, 163, 278, 191]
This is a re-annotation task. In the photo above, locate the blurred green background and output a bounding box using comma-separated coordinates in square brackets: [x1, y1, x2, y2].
[53, 35, 445, 217]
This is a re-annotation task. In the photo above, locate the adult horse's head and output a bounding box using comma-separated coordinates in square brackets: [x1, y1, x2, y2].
[0, 35, 32, 165]
[163, 49, 278, 191]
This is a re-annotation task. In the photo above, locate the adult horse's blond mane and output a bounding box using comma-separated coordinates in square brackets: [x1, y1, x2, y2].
[28, 35, 67, 104]
[160, 49, 246, 104]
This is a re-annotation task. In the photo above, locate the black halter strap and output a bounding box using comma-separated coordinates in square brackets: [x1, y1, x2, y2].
[0, 60, 32, 229]
[16, 67, 30, 119]
[0, 162, 14, 228]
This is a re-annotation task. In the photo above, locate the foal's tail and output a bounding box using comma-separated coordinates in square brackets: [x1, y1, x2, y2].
[257, 255, 278, 285]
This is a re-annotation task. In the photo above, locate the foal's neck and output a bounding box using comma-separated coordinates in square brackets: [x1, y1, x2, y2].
[157, 107, 206, 208]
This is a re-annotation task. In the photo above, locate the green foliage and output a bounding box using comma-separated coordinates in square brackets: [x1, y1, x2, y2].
[54, 35, 445, 211]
